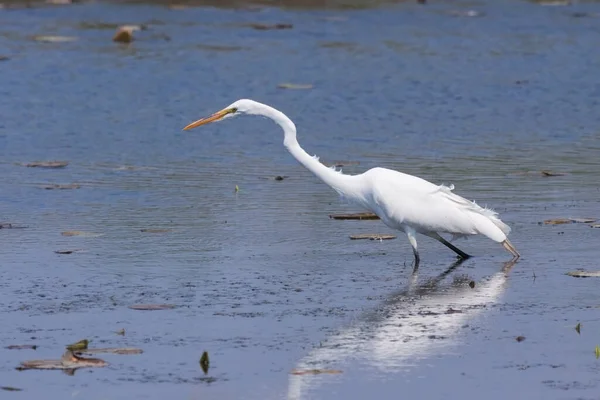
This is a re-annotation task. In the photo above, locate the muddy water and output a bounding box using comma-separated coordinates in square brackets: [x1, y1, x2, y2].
[1, 0, 600, 399]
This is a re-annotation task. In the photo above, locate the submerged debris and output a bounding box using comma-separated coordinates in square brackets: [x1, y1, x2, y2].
[17, 350, 106, 371]
[330, 212, 379, 220]
[5, 345, 37, 350]
[566, 271, 600, 278]
[21, 161, 69, 168]
[349, 234, 396, 240]
[200, 351, 210, 374]
[290, 369, 343, 375]
[129, 304, 176, 311]
[66, 339, 89, 351]
[516, 336, 526, 342]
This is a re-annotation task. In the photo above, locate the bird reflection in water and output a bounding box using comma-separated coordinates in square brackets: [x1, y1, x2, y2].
[287, 259, 517, 400]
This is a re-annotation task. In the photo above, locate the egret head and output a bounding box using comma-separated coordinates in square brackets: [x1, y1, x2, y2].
[182, 99, 257, 131]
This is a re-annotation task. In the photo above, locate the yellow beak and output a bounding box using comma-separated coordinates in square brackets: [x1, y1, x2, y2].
[182, 108, 236, 131]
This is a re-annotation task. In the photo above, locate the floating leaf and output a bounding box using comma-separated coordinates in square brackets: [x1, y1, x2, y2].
[140, 228, 172, 233]
[1, 387, 22, 392]
[66, 339, 89, 351]
[543, 218, 572, 225]
[113, 25, 142, 43]
[247, 23, 293, 30]
[0, 223, 27, 229]
[5, 344, 37, 350]
[61, 231, 102, 237]
[41, 183, 80, 190]
[235, 185, 239, 192]
[54, 249, 82, 255]
[21, 161, 68, 168]
[200, 351, 210, 374]
[350, 234, 396, 240]
[566, 271, 600, 278]
[129, 304, 176, 311]
[17, 350, 106, 371]
[330, 212, 379, 220]
[277, 83, 313, 90]
[75, 347, 142, 355]
[33, 35, 77, 43]
[575, 323, 581, 334]
[596, 345, 600, 359]
[290, 369, 343, 375]
[541, 170, 567, 177]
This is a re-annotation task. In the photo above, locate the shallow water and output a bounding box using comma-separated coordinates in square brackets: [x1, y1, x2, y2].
[1, 0, 600, 399]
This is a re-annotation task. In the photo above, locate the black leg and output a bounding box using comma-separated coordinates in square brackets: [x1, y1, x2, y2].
[427, 232, 472, 259]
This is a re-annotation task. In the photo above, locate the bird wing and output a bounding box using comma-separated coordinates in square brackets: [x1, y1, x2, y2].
[367, 168, 509, 239]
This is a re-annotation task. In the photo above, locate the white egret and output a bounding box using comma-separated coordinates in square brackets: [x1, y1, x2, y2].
[183, 99, 520, 265]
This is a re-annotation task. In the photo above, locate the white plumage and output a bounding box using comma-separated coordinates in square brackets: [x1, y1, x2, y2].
[183, 99, 520, 265]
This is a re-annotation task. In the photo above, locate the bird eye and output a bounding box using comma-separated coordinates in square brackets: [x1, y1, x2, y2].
[230, 107, 238, 113]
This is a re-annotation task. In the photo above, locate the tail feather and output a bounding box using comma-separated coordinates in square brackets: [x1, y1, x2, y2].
[436, 184, 511, 237]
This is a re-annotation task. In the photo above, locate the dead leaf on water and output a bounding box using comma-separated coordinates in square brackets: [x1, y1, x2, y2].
[113, 25, 142, 43]
[20, 160, 69, 168]
[61, 231, 102, 237]
[330, 212, 379, 220]
[33, 35, 77, 43]
[41, 183, 81, 190]
[66, 339, 89, 351]
[1, 387, 22, 392]
[0, 223, 28, 229]
[140, 228, 172, 233]
[566, 271, 600, 278]
[5, 344, 37, 350]
[543, 218, 596, 225]
[596, 345, 600, 359]
[75, 347, 142, 355]
[200, 351, 209, 374]
[575, 322, 581, 334]
[290, 369, 343, 375]
[54, 249, 83, 255]
[246, 23, 293, 30]
[541, 170, 567, 177]
[350, 234, 396, 240]
[129, 304, 176, 311]
[17, 350, 107, 371]
[277, 83, 313, 90]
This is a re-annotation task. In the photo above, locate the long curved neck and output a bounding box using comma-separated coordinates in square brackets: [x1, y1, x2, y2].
[250, 103, 363, 200]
